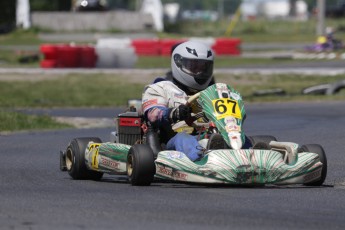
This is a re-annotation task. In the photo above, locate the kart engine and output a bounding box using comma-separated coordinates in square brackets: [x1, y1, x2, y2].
[112, 111, 142, 145]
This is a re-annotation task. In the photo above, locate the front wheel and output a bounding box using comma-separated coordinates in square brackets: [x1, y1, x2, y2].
[127, 144, 155, 186]
[65, 137, 103, 180]
[300, 144, 327, 186]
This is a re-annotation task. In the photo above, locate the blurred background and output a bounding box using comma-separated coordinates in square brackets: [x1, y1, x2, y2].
[0, 0, 344, 68]
[1, 0, 345, 131]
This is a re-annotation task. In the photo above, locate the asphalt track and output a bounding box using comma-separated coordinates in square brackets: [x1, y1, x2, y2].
[1, 101, 345, 230]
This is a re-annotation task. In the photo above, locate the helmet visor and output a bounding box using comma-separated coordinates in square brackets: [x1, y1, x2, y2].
[174, 54, 213, 85]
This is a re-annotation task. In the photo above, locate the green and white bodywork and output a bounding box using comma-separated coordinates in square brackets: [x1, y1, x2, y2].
[195, 83, 246, 149]
[154, 143, 323, 185]
[84, 83, 324, 185]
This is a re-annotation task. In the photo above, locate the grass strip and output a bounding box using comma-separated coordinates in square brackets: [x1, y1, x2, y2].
[0, 110, 71, 132]
[1, 72, 344, 132]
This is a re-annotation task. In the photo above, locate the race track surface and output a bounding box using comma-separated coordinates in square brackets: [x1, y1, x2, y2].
[1, 102, 345, 230]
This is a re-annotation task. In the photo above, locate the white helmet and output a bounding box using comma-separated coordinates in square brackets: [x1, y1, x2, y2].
[171, 41, 214, 93]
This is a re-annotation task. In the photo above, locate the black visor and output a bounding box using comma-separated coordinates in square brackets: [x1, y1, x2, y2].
[174, 54, 213, 85]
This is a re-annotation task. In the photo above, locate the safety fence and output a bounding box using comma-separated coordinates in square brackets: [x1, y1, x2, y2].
[131, 38, 241, 56]
[40, 38, 241, 68]
[40, 44, 97, 68]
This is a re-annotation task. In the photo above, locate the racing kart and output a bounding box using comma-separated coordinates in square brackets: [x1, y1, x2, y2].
[60, 83, 327, 186]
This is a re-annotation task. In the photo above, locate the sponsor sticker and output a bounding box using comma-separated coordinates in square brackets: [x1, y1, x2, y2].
[142, 99, 158, 111]
[304, 168, 322, 183]
[226, 124, 241, 132]
[230, 92, 241, 101]
[173, 171, 188, 181]
[215, 83, 228, 91]
[100, 157, 120, 170]
[224, 116, 236, 124]
[157, 165, 188, 180]
[157, 165, 173, 176]
[119, 117, 141, 127]
[167, 151, 184, 159]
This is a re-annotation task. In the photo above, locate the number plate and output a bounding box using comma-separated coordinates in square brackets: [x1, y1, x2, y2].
[88, 143, 101, 169]
[212, 99, 242, 120]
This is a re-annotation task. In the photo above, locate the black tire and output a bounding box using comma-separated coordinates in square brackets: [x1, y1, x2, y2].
[302, 83, 331, 95]
[326, 80, 345, 95]
[300, 144, 327, 186]
[66, 137, 103, 180]
[127, 144, 155, 186]
[248, 135, 277, 149]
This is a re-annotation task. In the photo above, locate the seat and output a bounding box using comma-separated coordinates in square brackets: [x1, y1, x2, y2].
[206, 133, 227, 150]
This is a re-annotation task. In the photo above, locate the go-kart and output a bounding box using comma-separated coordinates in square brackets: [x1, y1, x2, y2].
[60, 83, 327, 186]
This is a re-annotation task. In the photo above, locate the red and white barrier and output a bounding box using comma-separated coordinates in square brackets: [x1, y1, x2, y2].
[40, 37, 241, 68]
[40, 44, 97, 68]
[130, 37, 241, 56]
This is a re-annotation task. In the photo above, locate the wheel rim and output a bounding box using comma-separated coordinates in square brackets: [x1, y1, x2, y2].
[127, 154, 134, 177]
[65, 148, 74, 171]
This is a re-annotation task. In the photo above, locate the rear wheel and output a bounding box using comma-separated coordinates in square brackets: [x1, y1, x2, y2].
[300, 144, 327, 186]
[127, 144, 155, 186]
[248, 135, 277, 149]
[66, 137, 103, 180]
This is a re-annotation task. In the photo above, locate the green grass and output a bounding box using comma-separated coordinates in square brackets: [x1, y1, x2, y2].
[163, 18, 345, 43]
[0, 49, 40, 67]
[0, 110, 71, 132]
[0, 74, 145, 108]
[215, 74, 345, 102]
[1, 53, 320, 69]
[0, 28, 43, 45]
[135, 56, 329, 69]
[1, 72, 345, 132]
[0, 73, 344, 108]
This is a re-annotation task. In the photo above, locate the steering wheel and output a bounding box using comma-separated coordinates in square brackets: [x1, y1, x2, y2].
[186, 92, 210, 129]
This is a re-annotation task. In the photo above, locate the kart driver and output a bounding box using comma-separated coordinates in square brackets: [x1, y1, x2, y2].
[142, 41, 215, 161]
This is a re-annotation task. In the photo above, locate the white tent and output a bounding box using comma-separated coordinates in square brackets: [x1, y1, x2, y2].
[140, 0, 164, 32]
[16, 0, 31, 29]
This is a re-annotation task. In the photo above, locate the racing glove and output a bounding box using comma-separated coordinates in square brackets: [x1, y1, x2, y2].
[169, 104, 192, 123]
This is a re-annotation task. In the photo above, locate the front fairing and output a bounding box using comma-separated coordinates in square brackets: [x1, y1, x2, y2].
[197, 83, 246, 149]
[155, 148, 322, 185]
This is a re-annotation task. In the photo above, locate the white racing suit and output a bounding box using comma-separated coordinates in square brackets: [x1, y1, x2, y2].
[142, 78, 202, 161]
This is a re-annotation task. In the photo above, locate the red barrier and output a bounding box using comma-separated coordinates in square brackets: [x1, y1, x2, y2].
[40, 44, 97, 68]
[40, 60, 57, 68]
[40, 44, 58, 60]
[57, 45, 80, 68]
[212, 38, 241, 56]
[131, 38, 241, 57]
[131, 39, 160, 56]
[40, 38, 242, 69]
[80, 46, 97, 68]
[159, 39, 187, 56]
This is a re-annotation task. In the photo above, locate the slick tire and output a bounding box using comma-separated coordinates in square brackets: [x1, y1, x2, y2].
[325, 80, 345, 95]
[248, 135, 277, 149]
[66, 137, 103, 180]
[127, 144, 155, 186]
[300, 144, 327, 186]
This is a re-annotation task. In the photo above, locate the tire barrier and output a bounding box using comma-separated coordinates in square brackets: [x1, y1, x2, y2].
[40, 44, 97, 68]
[131, 39, 161, 56]
[211, 38, 241, 56]
[40, 38, 241, 68]
[302, 80, 345, 95]
[130, 37, 241, 56]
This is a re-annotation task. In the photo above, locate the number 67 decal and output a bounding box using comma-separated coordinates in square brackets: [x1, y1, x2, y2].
[212, 99, 242, 120]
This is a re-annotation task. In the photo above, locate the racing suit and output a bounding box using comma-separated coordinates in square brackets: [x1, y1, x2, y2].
[142, 79, 202, 161]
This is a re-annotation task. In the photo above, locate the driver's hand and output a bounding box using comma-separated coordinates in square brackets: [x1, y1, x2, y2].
[170, 105, 192, 123]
